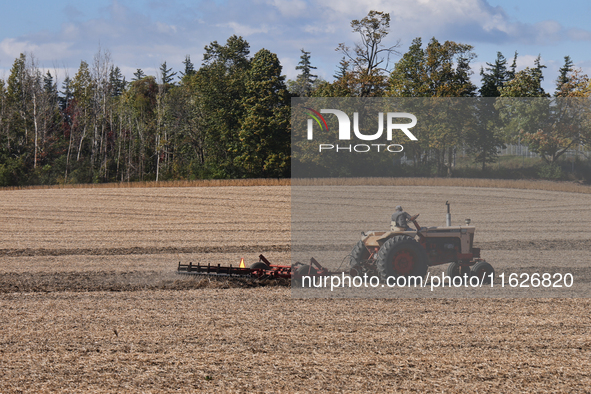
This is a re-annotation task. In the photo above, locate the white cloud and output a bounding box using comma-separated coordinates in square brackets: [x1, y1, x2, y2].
[279, 55, 299, 79]
[567, 28, 591, 41]
[156, 22, 178, 35]
[514, 54, 541, 70]
[267, 0, 307, 17]
[303, 24, 337, 34]
[0, 38, 74, 61]
[313, 0, 591, 46]
[218, 22, 270, 36]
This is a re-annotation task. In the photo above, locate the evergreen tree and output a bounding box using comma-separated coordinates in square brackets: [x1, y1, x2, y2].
[159, 61, 177, 85]
[43, 71, 57, 96]
[333, 57, 349, 80]
[479, 52, 508, 97]
[180, 55, 195, 79]
[59, 77, 74, 111]
[108, 66, 126, 97]
[468, 51, 511, 171]
[132, 69, 146, 81]
[555, 55, 574, 96]
[292, 49, 317, 96]
[507, 51, 518, 80]
[532, 55, 548, 96]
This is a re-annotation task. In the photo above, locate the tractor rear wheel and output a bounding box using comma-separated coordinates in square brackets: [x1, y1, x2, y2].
[376, 235, 428, 282]
[349, 240, 370, 275]
[471, 261, 494, 284]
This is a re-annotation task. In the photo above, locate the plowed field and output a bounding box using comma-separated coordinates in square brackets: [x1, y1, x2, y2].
[1, 184, 590, 392]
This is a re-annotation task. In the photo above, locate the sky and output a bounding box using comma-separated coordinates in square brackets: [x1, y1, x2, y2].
[1, 0, 590, 93]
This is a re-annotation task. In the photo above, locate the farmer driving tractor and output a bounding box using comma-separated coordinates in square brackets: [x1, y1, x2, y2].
[391, 205, 413, 230]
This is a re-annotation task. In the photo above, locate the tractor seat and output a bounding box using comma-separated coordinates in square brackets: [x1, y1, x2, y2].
[390, 221, 411, 231]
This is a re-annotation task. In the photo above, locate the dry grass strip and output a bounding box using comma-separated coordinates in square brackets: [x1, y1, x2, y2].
[292, 177, 591, 194]
[0, 178, 289, 191]
[3, 177, 589, 194]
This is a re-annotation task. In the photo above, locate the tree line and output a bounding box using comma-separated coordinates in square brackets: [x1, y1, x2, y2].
[1, 10, 589, 185]
[0, 36, 290, 185]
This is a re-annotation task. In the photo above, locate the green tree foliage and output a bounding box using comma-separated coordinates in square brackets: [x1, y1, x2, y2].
[389, 37, 477, 97]
[499, 68, 549, 98]
[0, 54, 67, 184]
[465, 52, 512, 171]
[198, 35, 252, 177]
[497, 57, 591, 164]
[496, 53, 591, 164]
[465, 99, 505, 171]
[387, 38, 426, 97]
[123, 75, 158, 180]
[507, 96, 590, 164]
[237, 49, 290, 177]
[388, 37, 477, 175]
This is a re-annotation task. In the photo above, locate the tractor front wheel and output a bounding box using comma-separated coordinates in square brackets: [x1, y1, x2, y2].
[471, 261, 494, 284]
[446, 262, 471, 279]
[376, 235, 428, 282]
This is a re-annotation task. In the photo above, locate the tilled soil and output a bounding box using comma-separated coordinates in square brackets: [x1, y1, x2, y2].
[0, 289, 590, 393]
[1, 185, 590, 392]
[0, 271, 288, 293]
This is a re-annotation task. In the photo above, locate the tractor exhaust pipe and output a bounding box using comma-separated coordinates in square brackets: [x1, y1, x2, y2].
[445, 201, 451, 226]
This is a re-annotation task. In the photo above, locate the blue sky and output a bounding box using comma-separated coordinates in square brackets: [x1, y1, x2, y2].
[1, 0, 590, 93]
